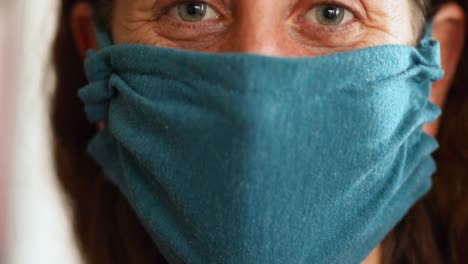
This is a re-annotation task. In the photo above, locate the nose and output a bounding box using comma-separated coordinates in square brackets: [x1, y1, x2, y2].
[217, 3, 304, 57]
[223, 23, 285, 56]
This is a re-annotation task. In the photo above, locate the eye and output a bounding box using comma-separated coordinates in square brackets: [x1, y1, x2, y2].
[305, 4, 354, 26]
[168, 2, 219, 22]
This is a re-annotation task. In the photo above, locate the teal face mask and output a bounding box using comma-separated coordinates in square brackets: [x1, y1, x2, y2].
[78, 21, 443, 263]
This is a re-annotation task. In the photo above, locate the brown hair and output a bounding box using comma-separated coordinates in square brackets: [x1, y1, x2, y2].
[51, 1, 468, 263]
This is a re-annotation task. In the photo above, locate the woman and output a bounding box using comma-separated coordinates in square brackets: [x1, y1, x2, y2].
[52, 0, 468, 263]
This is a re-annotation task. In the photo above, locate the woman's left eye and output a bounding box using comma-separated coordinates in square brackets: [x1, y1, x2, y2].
[168, 2, 219, 22]
[305, 4, 354, 26]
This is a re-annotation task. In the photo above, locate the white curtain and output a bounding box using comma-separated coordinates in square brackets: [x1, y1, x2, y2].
[4, 0, 82, 263]
[0, 0, 12, 261]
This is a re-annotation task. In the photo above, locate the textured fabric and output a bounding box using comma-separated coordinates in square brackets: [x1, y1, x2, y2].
[78, 22, 443, 263]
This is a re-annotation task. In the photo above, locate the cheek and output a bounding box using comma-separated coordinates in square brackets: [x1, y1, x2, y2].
[423, 120, 440, 137]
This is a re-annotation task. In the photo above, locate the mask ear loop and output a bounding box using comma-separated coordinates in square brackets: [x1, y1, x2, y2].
[423, 19, 434, 39]
[418, 19, 435, 49]
[91, 2, 113, 48]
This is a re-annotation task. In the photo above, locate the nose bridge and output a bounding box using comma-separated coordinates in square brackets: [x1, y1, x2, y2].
[221, 3, 289, 57]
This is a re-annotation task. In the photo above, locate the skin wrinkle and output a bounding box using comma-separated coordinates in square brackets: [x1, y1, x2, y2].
[361, 1, 415, 44]
[111, 0, 416, 56]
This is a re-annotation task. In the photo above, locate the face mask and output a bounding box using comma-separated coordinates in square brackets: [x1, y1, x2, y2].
[78, 19, 443, 263]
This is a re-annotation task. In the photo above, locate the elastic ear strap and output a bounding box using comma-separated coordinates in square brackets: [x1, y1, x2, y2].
[91, 3, 113, 48]
[416, 19, 435, 50]
[423, 19, 434, 40]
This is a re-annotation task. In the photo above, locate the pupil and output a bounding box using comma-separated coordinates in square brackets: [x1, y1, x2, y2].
[323, 6, 341, 20]
[186, 3, 204, 16]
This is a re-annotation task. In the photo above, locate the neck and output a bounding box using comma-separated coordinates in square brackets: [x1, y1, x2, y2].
[362, 245, 381, 264]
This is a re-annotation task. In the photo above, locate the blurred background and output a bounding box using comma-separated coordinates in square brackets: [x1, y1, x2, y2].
[1, 0, 81, 263]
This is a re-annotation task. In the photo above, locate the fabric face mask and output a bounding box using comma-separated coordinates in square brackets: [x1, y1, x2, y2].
[78, 21, 443, 263]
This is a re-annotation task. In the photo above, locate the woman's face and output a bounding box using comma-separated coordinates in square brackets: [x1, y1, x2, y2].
[110, 0, 417, 57]
[71, 1, 465, 263]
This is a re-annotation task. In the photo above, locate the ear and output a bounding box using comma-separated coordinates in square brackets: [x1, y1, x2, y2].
[71, 2, 98, 59]
[72, 2, 103, 130]
[424, 3, 465, 136]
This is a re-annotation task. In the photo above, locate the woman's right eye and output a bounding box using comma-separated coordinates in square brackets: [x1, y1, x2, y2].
[168, 2, 219, 22]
